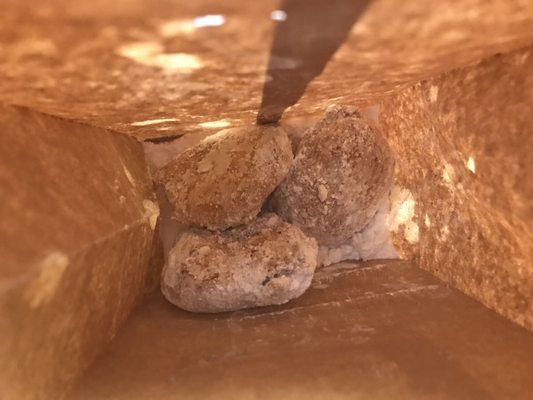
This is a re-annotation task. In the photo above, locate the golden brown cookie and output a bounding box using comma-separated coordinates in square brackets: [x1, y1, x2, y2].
[156, 125, 293, 230]
[271, 106, 394, 246]
[161, 213, 318, 313]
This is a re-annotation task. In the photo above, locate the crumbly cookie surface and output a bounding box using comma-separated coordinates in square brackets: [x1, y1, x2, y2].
[271, 106, 394, 246]
[157, 125, 293, 230]
[161, 213, 318, 312]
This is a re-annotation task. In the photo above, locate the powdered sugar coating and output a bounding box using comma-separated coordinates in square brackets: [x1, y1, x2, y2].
[161, 213, 318, 312]
[271, 106, 394, 246]
[156, 125, 293, 230]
